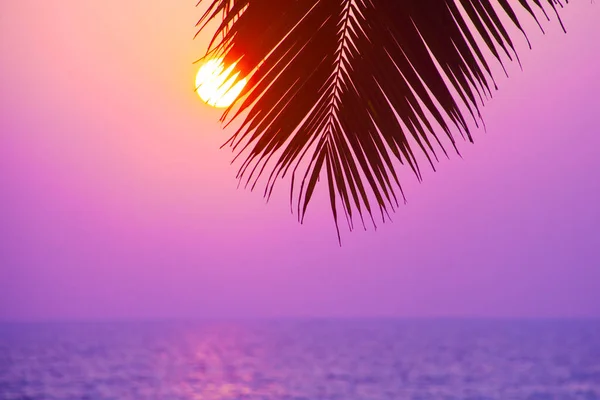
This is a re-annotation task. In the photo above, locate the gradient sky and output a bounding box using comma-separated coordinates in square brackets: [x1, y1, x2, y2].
[1, 1, 599, 321]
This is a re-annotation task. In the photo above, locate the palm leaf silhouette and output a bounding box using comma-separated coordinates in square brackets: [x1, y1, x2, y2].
[195, 0, 567, 240]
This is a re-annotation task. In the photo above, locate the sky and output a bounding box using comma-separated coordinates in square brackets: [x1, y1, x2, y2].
[0, 1, 599, 321]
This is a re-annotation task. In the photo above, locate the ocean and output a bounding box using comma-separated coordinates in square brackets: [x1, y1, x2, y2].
[1, 319, 599, 399]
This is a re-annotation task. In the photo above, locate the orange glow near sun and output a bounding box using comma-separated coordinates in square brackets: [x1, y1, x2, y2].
[195, 57, 247, 108]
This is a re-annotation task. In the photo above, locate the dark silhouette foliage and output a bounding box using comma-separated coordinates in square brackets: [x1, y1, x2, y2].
[195, 0, 567, 240]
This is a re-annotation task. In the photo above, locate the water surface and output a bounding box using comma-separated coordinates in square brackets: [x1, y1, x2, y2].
[1, 319, 599, 399]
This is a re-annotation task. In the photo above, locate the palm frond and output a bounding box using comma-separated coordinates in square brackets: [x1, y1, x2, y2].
[195, 0, 567, 240]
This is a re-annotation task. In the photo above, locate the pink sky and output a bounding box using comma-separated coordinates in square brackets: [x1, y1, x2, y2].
[1, 1, 599, 321]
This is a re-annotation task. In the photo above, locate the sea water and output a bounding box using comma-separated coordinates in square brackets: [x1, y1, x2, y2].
[1, 319, 599, 399]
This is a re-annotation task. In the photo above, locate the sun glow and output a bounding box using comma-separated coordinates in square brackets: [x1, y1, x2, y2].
[195, 57, 247, 108]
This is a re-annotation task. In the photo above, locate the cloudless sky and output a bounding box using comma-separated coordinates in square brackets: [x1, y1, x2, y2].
[1, 1, 599, 321]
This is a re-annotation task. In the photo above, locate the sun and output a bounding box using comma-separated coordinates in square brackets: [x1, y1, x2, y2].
[195, 57, 247, 108]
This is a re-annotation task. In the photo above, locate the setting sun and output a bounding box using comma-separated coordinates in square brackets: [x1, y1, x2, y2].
[195, 57, 247, 108]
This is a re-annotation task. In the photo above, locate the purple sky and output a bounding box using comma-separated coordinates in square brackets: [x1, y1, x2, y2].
[1, 2, 599, 321]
